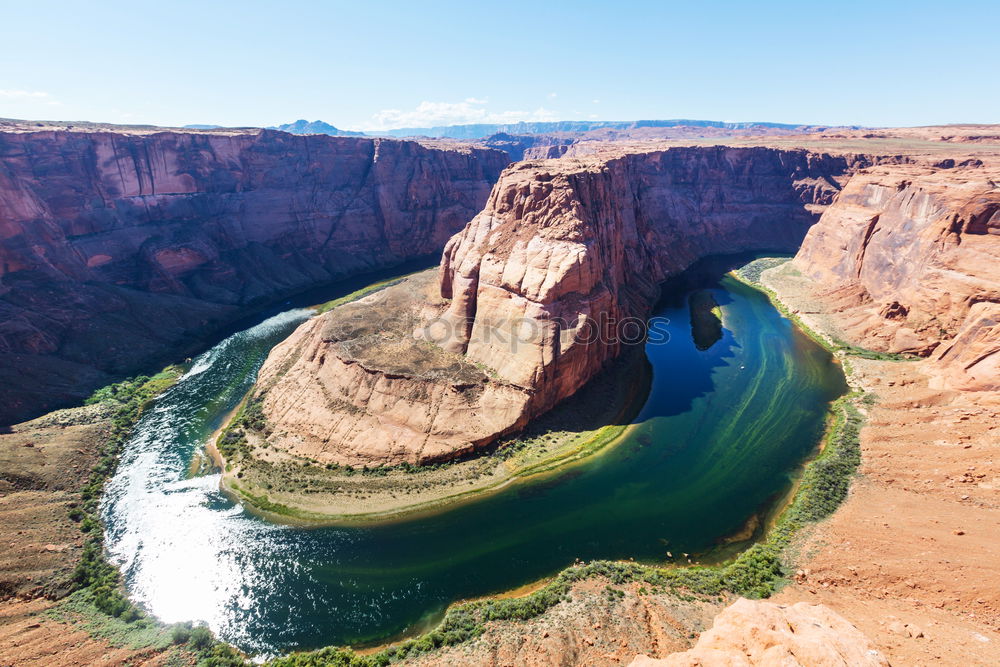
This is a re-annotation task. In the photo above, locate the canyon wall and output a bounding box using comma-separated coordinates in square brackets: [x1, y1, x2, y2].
[435, 147, 867, 420]
[257, 146, 877, 465]
[793, 164, 1000, 390]
[0, 130, 508, 424]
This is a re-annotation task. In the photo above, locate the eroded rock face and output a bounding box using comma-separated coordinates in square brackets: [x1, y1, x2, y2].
[793, 165, 1000, 390]
[255, 271, 534, 466]
[0, 129, 508, 423]
[258, 147, 875, 465]
[630, 598, 889, 667]
[437, 147, 868, 419]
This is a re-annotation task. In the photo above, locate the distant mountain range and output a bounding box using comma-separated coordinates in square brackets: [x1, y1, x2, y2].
[373, 119, 820, 140]
[267, 119, 365, 136]
[178, 118, 850, 141]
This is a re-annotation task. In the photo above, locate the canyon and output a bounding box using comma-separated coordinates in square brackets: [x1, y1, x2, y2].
[253, 144, 998, 471]
[2, 122, 999, 667]
[255, 146, 862, 466]
[0, 128, 508, 424]
[793, 164, 1000, 390]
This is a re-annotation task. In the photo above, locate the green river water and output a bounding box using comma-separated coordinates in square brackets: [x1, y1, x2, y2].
[101, 256, 846, 657]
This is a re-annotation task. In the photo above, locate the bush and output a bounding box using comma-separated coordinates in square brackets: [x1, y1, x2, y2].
[189, 625, 214, 650]
[68, 368, 183, 624]
[171, 622, 193, 644]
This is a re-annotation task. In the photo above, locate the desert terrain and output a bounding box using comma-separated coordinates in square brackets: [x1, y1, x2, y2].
[1, 123, 998, 666]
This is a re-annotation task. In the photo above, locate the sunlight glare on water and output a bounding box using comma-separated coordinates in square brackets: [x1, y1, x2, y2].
[102, 309, 315, 654]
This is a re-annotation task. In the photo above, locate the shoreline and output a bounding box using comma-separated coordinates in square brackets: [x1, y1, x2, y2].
[210, 258, 852, 536]
[759, 258, 1000, 665]
[10, 255, 871, 667]
[213, 351, 652, 525]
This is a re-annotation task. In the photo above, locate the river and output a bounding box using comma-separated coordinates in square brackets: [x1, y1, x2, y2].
[100, 256, 846, 656]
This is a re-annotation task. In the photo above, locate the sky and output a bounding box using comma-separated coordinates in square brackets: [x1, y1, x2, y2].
[2, 0, 998, 131]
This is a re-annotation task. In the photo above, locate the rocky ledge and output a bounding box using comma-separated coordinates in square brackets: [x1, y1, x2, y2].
[630, 599, 889, 666]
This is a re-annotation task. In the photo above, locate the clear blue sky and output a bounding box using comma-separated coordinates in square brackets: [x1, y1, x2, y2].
[2, 0, 997, 130]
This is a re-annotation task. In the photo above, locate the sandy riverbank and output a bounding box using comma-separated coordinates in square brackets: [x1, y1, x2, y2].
[762, 260, 1000, 665]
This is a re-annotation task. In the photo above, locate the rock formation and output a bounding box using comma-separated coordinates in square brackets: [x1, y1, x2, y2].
[793, 164, 1000, 390]
[256, 146, 882, 465]
[477, 132, 577, 161]
[0, 129, 508, 423]
[629, 598, 889, 666]
[255, 271, 535, 466]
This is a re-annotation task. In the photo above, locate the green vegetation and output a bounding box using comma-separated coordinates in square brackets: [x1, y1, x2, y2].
[51, 260, 871, 667]
[229, 481, 298, 516]
[315, 275, 414, 314]
[73, 367, 184, 620]
[43, 589, 243, 664]
[734, 256, 789, 284]
[829, 338, 915, 362]
[44, 588, 175, 650]
[220, 351, 649, 524]
[217, 393, 270, 460]
[261, 264, 870, 666]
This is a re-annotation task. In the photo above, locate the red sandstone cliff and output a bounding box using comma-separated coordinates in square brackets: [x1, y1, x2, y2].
[0, 129, 508, 424]
[793, 165, 1000, 390]
[257, 147, 879, 465]
[437, 149, 841, 407]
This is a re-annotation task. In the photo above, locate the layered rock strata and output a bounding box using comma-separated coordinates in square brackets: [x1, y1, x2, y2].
[0, 129, 508, 423]
[255, 271, 535, 466]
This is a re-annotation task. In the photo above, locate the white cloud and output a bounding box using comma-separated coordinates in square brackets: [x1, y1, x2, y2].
[0, 89, 51, 99]
[0, 89, 61, 107]
[548, 92, 558, 99]
[367, 98, 560, 131]
[592, 99, 601, 104]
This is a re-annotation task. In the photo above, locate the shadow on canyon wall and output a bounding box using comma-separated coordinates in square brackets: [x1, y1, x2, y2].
[0, 131, 508, 425]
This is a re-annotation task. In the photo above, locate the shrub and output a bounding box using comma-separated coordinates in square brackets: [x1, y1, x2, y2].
[171, 622, 193, 644]
[189, 625, 214, 650]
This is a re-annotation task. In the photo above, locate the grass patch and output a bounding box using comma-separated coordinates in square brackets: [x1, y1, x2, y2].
[315, 275, 414, 314]
[229, 482, 300, 517]
[44, 588, 175, 650]
[829, 339, 914, 362]
[216, 393, 271, 461]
